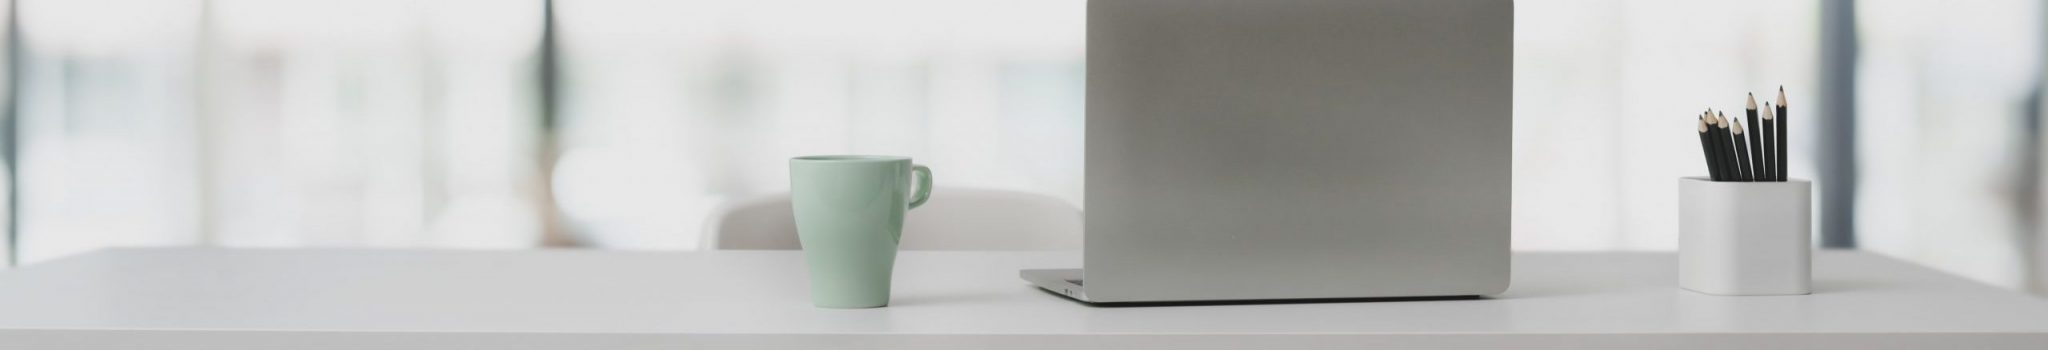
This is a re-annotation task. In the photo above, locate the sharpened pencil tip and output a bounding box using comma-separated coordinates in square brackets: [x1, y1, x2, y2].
[1762, 103, 1774, 120]
[1698, 118, 1709, 133]
[1747, 93, 1757, 110]
[1731, 119, 1744, 134]
[1777, 87, 1787, 106]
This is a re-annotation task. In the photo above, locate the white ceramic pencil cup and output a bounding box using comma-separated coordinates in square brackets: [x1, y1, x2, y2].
[1678, 177, 1812, 296]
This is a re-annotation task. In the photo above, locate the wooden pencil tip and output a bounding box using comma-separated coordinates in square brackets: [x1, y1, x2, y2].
[1746, 94, 1757, 110]
[1731, 119, 1744, 133]
[1777, 87, 1788, 106]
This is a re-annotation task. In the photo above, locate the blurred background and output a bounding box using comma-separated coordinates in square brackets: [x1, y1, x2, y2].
[1, 0, 2046, 295]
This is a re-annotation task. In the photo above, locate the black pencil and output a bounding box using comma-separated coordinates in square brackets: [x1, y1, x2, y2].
[1703, 113, 1729, 181]
[1701, 112, 1723, 181]
[1761, 102, 1777, 182]
[1698, 117, 1719, 181]
[1745, 94, 1766, 182]
[1776, 87, 1789, 181]
[1710, 112, 1736, 181]
[1731, 117, 1755, 182]
[1759, 102, 1776, 183]
[1702, 112, 1721, 181]
[1718, 111, 1748, 181]
[1706, 112, 1724, 181]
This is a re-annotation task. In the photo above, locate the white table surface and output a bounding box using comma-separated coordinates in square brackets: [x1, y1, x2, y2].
[0, 248, 2045, 350]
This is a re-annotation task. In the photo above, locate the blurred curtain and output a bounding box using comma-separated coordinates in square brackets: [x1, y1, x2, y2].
[7, 0, 1088, 261]
[1512, 0, 1822, 250]
[17, 0, 206, 262]
[0, 0, 1843, 258]
[14, 0, 547, 262]
[0, 0, 14, 268]
[547, 0, 1085, 249]
[7, 0, 2048, 295]
[1852, 0, 2047, 292]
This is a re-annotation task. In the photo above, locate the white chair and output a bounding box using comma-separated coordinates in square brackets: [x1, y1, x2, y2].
[703, 188, 1082, 250]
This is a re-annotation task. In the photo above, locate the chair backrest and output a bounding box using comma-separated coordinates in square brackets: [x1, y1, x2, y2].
[703, 188, 1083, 250]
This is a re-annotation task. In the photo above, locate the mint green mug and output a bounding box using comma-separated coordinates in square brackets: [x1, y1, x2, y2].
[789, 155, 933, 308]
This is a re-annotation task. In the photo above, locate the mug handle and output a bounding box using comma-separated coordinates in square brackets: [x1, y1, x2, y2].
[908, 165, 933, 210]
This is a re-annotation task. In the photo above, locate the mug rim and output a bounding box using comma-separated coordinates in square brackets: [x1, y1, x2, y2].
[791, 155, 910, 163]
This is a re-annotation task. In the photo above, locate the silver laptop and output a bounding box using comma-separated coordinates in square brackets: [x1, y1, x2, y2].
[1022, 0, 1512, 304]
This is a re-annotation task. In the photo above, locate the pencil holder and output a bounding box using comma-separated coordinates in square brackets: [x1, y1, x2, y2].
[1677, 177, 1812, 296]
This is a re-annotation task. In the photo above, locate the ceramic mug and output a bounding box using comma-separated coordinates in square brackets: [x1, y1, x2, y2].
[789, 155, 933, 308]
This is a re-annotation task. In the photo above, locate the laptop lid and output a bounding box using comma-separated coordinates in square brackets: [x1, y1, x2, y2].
[1083, 0, 1512, 302]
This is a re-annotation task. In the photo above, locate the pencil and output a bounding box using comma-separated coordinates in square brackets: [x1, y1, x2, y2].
[1698, 117, 1719, 181]
[1702, 112, 1724, 181]
[1745, 94, 1766, 182]
[1761, 102, 1777, 182]
[1703, 112, 1722, 181]
[1776, 87, 1789, 181]
[1718, 111, 1748, 181]
[1731, 118, 1755, 182]
[1704, 113, 1729, 181]
[1713, 112, 1735, 181]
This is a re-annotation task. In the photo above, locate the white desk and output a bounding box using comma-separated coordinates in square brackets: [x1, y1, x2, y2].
[0, 248, 2044, 349]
